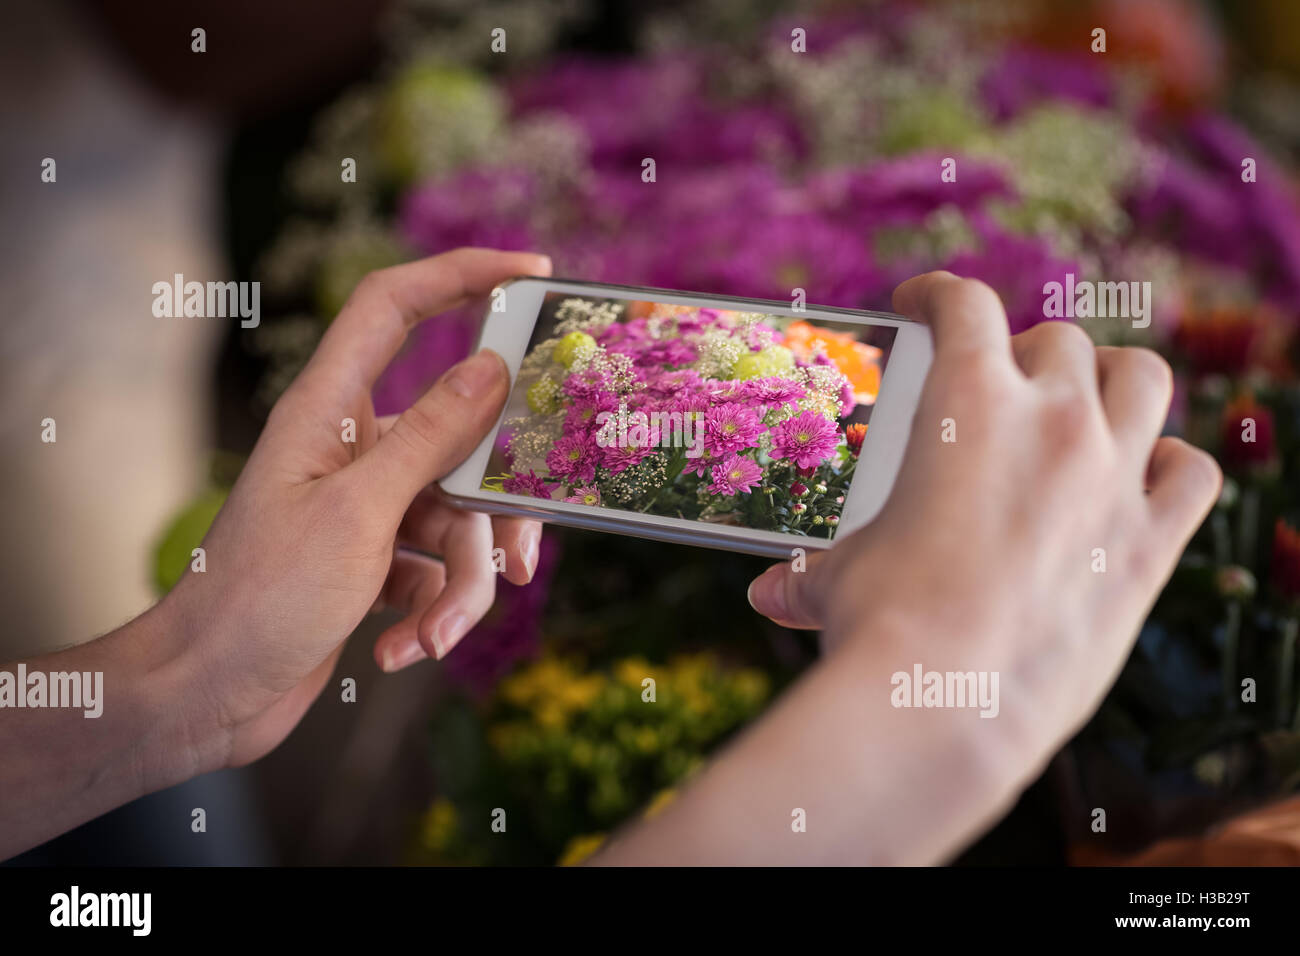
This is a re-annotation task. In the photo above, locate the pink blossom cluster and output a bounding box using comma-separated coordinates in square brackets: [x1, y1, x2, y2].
[501, 304, 856, 512]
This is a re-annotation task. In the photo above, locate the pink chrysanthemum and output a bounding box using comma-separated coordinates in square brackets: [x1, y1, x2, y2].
[708, 454, 763, 496]
[681, 450, 716, 477]
[563, 485, 601, 507]
[563, 366, 612, 401]
[704, 401, 764, 455]
[770, 410, 840, 468]
[704, 379, 752, 403]
[751, 376, 806, 406]
[600, 421, 661, 473]
[564, 395, 617, 433]
[503, 470, 556, 499]
[547, 434, 599, 484]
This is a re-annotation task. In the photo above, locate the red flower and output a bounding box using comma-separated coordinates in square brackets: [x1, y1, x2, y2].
[1272, 520, 1300, 605]
[1219, 394, 1276, 473]
[1174, 306, 1263, 377]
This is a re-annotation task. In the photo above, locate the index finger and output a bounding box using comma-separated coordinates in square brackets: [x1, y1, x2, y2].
[892, 271, 1014, 366]
[298, 248, 552, 400]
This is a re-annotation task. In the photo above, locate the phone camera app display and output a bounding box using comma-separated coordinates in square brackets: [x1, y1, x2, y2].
[483, 293, 897, 538]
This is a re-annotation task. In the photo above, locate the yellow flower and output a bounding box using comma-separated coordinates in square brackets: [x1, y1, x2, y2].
[614, 656, 653, 688]
[419, 798, 458, 853]
[643, 788, 678, 819]
[557, 833, 607, 867]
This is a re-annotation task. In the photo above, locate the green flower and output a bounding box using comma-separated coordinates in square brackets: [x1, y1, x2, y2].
[552, 331, 597, 369]
[377, 63, 505, 185]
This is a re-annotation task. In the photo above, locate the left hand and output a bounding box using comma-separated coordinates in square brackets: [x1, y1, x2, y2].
[164, 247, 550, 769]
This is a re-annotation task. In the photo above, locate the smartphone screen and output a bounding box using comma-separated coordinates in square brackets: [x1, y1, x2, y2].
[445, 281, 928, 554]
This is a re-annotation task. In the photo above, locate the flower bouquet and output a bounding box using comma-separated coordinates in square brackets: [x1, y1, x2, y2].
[487, 295, 886, 536]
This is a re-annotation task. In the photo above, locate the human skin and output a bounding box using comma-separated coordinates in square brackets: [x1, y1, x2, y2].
[592, 272, 1221, 864]
[0, 248, 549, 860]
[0, 262, 1219, 865]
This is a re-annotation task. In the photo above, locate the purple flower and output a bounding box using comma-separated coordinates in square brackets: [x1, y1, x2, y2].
[564, 395, 616, 434]
[655, 212, 884, 307]
[681, 451, 716, 477]
[372, 307, 477, 415]
[704, 379, 753, 403]
[563, 366, 613, 401]
[398, 168, 536, 254]
[750, 376, 806, 407]
[705, 402, 765, 455]
[809, 155, 1014, 230]
[980, 48, 1112, 121]
[644, 368, 703, 398]
[1129, 119, 1300, 311]
[771, 411, 840, 468]
[503, 470, 556, 499]
[509, 56, 803, 171]
[546, 434, 598, 484]
[601, 441, 659, 474]
[708, 454, 763, 496]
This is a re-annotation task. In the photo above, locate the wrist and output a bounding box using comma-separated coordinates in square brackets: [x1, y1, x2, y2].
[138, 583, 235, 784]
[830, 604, 1045, 863]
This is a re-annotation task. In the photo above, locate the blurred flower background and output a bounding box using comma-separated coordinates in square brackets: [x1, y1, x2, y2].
[143, 0, 1300, 864]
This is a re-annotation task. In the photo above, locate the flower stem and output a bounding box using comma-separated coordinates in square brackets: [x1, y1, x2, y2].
[1223, 601, 1241, 712]
[1279, 616, 1298, 727]
[1211, 512, 1231, 565]
[1237, 486, 1259, 566]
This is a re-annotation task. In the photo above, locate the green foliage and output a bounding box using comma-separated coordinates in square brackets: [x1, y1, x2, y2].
[151, 487, 228, 594]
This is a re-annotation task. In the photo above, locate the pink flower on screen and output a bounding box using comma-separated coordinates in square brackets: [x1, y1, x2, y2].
[503, 470, 556, 499]
[708, 454, 763, 495]
[546, 434, 599, 484]
[563, 485, 601, 507]
[704, 402, 764, 455]
[770, 410, 840, 468]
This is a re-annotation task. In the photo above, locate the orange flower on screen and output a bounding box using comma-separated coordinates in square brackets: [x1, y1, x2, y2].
[782, 321, 883, 405]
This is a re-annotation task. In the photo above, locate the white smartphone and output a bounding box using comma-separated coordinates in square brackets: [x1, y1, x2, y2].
[441, 278, 932, 558]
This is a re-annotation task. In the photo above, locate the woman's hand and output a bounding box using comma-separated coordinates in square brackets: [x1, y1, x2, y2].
[747, 271, 1221, 764]
[165, 247, 551, 769]
[596, 271, 1220, 865]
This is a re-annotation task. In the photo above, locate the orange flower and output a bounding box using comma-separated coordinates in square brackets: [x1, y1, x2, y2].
[782, 321, 883, 405]
[845, 423, 868, 457]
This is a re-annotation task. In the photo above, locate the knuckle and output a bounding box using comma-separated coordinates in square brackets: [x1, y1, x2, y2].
[393, 402, 445, 453]
[1125, 347, 1174, 393]
[345, 268, 396, 312]
[938, 351, 1015, 403]
[1122, 538, 1160, 584]
[1181, 442, 1223, 495]
[1040, 388, 1095, 444]
[933, 276, 1003, 317]
[1049, 319, 1094, 352]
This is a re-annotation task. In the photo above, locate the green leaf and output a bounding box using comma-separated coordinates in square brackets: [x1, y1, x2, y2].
[152, 487, 229, 594]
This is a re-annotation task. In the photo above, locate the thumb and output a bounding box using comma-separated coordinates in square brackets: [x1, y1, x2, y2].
[746, 551, 833, 630]
[359, 349, 510, 513]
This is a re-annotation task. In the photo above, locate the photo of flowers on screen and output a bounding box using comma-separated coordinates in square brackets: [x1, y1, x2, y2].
[482, 293, 897, 538]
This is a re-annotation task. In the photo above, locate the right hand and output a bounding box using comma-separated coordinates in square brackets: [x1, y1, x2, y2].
[747, 271, 1221, 768]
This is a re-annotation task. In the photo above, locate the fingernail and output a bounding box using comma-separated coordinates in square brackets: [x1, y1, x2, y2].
[746, 568, 789, 621]
[536, 254, 553, 275]
[446, 350, 504, 399]
[433, 613, 469, 660]
[522, 529, 540, 581]
[382, 639, 426, 673]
